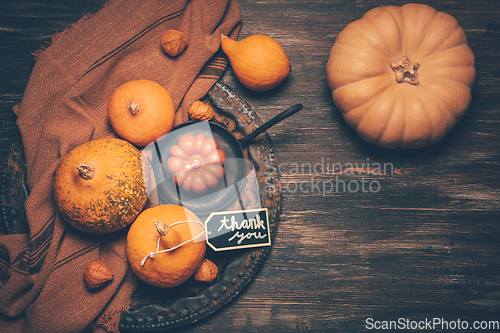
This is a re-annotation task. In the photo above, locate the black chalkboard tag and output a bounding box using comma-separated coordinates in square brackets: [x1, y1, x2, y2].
[204, 208, 271, 251]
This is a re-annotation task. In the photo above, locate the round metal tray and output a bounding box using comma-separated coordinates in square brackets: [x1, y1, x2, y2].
[1, 81, 282, 331]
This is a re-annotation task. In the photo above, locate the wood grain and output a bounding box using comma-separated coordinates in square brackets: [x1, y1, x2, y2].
[1, 0, 500, 332]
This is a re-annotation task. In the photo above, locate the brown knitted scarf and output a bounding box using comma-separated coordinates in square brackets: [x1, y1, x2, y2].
[0, 0, 241, 332]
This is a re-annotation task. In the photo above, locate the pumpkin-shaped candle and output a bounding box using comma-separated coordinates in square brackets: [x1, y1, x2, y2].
[166, 133, 226, 193]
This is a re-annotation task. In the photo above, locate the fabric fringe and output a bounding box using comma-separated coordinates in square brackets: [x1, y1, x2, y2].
[91, 305, 129, 333]
[32, 12, 95, 60]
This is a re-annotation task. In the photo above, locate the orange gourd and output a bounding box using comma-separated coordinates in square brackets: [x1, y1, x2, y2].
[126, 204, 206, 288]
[53, 138, 148, 234]
[107, 79, 175, 147]
[326, 3, 476, 149]
[221, 34, 291, 92]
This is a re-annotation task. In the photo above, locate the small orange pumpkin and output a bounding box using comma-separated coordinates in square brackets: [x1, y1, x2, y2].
[53, 138, 148, 234]
[221, 34, 291, 91]
[326, 3, 476, 149]
[107, 79, 176, 147]
[126, 204, 206, 288]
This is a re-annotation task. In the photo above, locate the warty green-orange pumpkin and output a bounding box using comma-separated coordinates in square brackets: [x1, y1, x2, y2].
[53, 138, 148, 234]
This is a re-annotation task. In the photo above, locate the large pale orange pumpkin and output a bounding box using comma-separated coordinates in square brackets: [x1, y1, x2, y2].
[326, 3, 476, 149]
[53, 138, 148, 234]
[107, 80, 175, 147]
[126, 204, 206, 288]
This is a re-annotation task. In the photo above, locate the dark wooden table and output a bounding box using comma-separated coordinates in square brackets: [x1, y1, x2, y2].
[1, 0, 499, 332]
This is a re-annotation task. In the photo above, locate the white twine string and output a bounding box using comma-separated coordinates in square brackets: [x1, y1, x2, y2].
[140, 220, 207, 266]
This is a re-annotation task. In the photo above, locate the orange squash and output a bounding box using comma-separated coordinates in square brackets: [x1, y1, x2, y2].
[53, 138, 148, 234]
[326, 3, 476, 149]
[107, 79, 175, 147]
[126, 204, 206, 288]
[221, 34, 290, 91]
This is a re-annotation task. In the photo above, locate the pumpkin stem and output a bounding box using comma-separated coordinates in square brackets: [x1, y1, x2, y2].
[129, 101, 141, 114]
[153, 219, 171, 236]
[390, 55, 419, 85]
[153, 220, 181, 249]
[220, 34, 236, 50]
[77, 163, 95, 180]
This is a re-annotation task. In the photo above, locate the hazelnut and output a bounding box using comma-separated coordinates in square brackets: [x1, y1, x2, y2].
[161, 29, 188, 57]
[194, 258, 219, 283]
[189, 101, 214, 121]
[83, 260, 114, 289]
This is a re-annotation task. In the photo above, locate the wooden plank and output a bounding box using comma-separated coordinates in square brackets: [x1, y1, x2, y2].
[1, 0, 499, 332]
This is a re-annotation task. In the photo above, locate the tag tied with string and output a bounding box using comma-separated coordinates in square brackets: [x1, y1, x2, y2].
[141, 207, 271, 266]
[204, 208, 270, 251]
